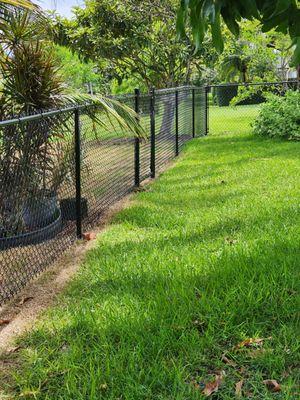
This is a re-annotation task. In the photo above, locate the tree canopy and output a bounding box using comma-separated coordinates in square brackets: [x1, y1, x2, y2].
[177, 0, 300, 65]
[53, 0, 203, 89]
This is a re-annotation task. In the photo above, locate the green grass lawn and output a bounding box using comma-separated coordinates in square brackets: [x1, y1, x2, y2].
[209, 104, 261, 135]
[1, 129, 300, 399]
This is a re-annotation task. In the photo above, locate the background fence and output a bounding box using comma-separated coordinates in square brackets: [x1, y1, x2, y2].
[207, 80, 298, 135]
[0, 86, 206, 304]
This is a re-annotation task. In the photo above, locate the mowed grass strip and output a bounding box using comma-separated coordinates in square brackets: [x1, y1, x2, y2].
[209, 104, 261, 135]
[1, 131, 299, 399]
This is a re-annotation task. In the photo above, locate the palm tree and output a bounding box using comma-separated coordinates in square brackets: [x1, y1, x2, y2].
[220, 53, 250, 83]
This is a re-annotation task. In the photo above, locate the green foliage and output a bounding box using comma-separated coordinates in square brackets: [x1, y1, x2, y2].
[253, 90, 300, 140]
[110, 76, 147, 95]
[54, 0, 201, 89]
[216, 21, 279, 84]
[177, 0, 300, 65]
[53, 45, 106, 93]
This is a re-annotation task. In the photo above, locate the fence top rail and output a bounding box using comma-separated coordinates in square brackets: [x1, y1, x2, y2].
[207, 80, 299, 89]
[0, 102, 93, 128]
[0, 85, 203, 128]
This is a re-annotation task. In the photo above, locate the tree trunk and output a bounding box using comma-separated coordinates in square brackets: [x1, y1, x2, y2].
[159, 96, 176, 138]
[158, 90, 190, 137]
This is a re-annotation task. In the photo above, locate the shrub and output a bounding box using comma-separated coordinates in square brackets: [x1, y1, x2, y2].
[253, 90, 300, 140]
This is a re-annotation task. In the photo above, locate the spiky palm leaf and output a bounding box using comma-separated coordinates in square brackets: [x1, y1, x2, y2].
[220, 54, 250, 83]
[0, 0, 35, 9]
[0, 8, 144, 137]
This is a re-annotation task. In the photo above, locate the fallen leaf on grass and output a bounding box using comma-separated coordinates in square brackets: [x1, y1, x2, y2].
[192, 319, 206, 333]
[18, 296, 34, 306]
[235, 380, 244, 397]
[203, 373, 224, 397]
[221, 354, 237, 367]
[188, 377, 205, 391]
[7, 346, 21, 354]
[0, 319, 10, 326]
[263, 379, 281, 392]
[19, 389, 40, 397]
[236, 337, 271, 349]
[82, 232, 97, 241]
[225, 237, 238, 245]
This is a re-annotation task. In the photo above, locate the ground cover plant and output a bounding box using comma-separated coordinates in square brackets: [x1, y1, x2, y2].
[1, 126, 299, 399]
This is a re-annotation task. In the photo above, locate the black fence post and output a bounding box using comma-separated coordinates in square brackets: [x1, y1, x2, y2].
[175, 90, 179, 156]
[134, 88, 140, 187]
[192, 88, 195, 138]
[74, 108, 82, 239]
[150, 87, 156, 178]
[205, 86, 209, 136]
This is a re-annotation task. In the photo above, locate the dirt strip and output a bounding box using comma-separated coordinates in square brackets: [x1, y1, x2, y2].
[0, 194, 135, 355]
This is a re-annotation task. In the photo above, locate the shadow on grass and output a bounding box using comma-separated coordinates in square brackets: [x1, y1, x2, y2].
[5, 132, 300, 400]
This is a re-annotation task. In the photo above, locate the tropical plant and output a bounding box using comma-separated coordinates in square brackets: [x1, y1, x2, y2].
[220, 52, 250, 83]
[216, 21, 280, 84]
[177, 0, 300, 66]
[0, 7, 142, 235]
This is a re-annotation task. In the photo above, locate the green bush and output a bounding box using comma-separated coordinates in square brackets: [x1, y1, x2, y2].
[253, 90, 300, 140]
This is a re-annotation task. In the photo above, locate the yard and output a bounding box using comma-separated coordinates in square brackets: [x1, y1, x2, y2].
[1, 116, 299, 398]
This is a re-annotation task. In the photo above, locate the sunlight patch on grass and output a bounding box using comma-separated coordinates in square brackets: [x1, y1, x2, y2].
[1, 131, 299, 399]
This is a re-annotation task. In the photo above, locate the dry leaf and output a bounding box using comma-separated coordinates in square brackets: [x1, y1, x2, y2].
[18, 296, 34, 306]
[0, 319, 10, 326]
[263, 379, 281, 392]
[100, 383, 108, 391]
[225, 237, 238, 245]
[19, 389, 40, 397]
[203, 374, 224, 397]
[236, 337, 264, 349]
[7, 346, 21, 354]
[82, 232, 97, 241]
[235, 380, 244, 397]
[190, 379, 201, 390]
[221, 354, 237, 367]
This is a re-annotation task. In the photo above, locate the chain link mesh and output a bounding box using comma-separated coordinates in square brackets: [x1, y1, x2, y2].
[0, 86, 206, 304]
[208, 81, 298, 135]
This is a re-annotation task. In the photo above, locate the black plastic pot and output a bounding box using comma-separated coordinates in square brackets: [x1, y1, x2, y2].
[237, 92, 266, 105]
[0, 209, 62, 250]
[60, 197, 88, 221]
[23, 190, 58, 229]
[213, 85, 238, 106]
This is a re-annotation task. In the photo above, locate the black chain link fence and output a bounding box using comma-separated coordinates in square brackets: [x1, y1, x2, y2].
[207, 80, 298, 135]
[0, 86, 206, 304]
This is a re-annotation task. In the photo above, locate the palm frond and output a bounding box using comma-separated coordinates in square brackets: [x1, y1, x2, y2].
[0, 0, 36, 9]
[62, 93, 145, 138]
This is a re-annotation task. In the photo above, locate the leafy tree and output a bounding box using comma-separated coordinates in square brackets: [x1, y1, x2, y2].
[53, 0, 205, 135]
[177, 0, 300, 65]
[53, 45, 108, 93]
[53, 0, 201, 89]
[216, 21, 279, 83]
